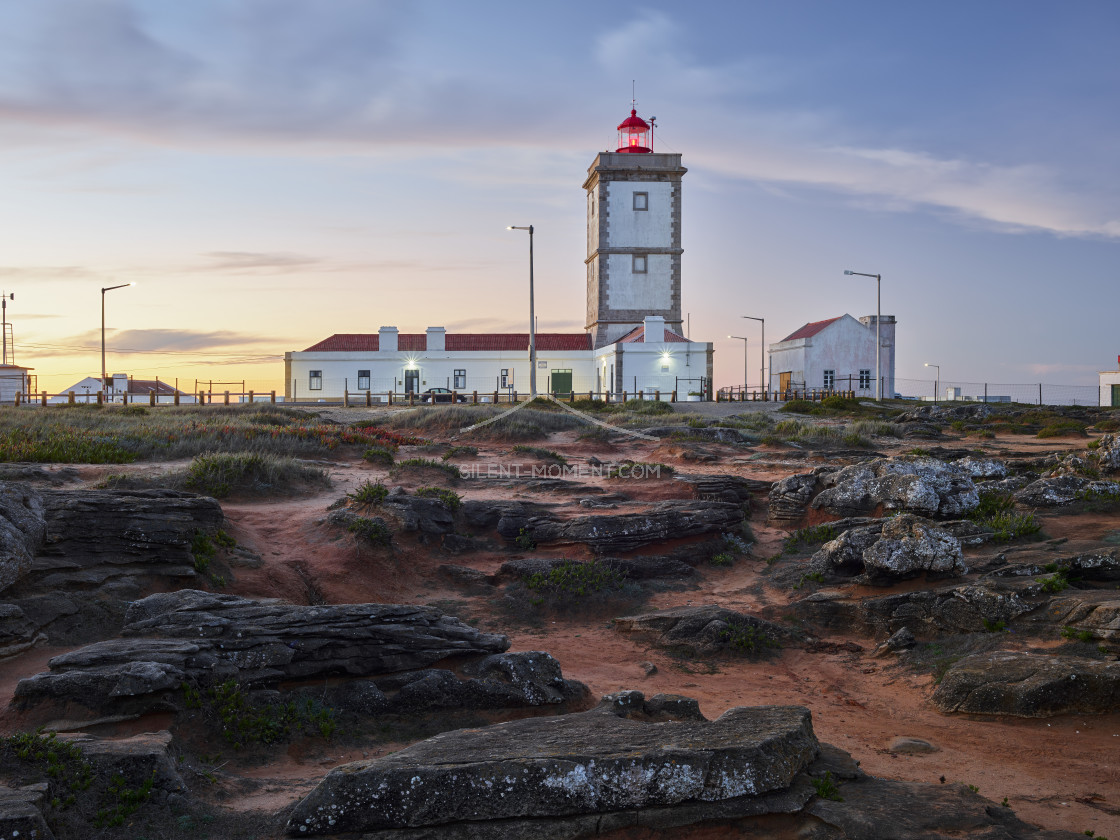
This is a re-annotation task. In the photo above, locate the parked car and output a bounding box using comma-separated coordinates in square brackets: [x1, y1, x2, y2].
[419, 387, 466, 403]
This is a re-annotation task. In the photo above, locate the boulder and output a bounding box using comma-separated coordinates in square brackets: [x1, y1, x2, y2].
[768, 472, 824, 522]
[614, 605, 792, 657]
[378, 492, 456, 538]
[1015, 475, 1120, 507]
[0, 603, 45, 659]
[811, 457, 979, 519]
[285, 700, 820, 835]
[677, 474, 768, 505]
[810, 515, 965, 582]
[896, 403, 995, 423]
[932, 651, 1120, 717]
[1094, 432, 1120, 473]
[0, 786, 54, 840]
[14, 591, 511, 716]
[525, 500, 744, 554]
[952, 455, 1008, 479]
[0, 482, 46, 592]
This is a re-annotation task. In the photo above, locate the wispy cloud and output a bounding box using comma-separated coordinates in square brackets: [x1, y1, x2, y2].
[201, 251, 322, 272]
[47, 328, 281, 354]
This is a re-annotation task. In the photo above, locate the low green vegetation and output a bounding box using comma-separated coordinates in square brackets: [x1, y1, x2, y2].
[967, 490, 1040, 543]
[512, 444, 567, 463]
[1037, 570, 1070, 593]
[1061, 626, 1094, 643]
[515, 527, 536, 551]
[793, 571, 825, 590]
[182, 680, 337, 748]
[348, 480, 389, 505]
[183, 451, 330, 498]
[982, 618, 1008, 633]
[347, 516, 392, 546]
[442, 445, 478, 460]
[414, 486, 463, 512]
[392, 457, 461, 480]
[0, 404, 424, 464]
[812, 770, 844, 802]
[718, 619, 780, 657]
[362, 444, 396, 466]
[95, 771, 157, 828]
[524, 560, 627, 607]
[708, 552, 734, 567]
[770, 525, 840, 563]
[1037, 419, 1087, 438]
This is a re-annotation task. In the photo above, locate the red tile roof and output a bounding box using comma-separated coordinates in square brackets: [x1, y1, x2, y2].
[779, 317, 841, 342]
[127, 379, 185, 395]
[303, 333, 592, 353]
[616, 325, 693, 344]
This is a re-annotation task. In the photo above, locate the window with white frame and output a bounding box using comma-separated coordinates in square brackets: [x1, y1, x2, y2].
[633, 191, 648, 211]
[453, 369, 466, 389]
[309, 370, 323, 390]
[632, 254, 647, 274]
[823, 369, 835, 389]
[357, 370, 370, 390]
[859, 369, 872, 389]
[500, 369, 509, 388]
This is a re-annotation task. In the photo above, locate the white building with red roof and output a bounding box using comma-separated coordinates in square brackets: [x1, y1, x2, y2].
[768, 314, 896, 398]
[284, 107, 714, 401]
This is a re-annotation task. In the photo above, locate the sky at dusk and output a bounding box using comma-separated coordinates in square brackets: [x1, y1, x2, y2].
[1, 0, 1118, 393]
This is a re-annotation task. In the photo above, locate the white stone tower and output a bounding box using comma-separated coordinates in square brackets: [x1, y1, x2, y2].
[584, 107, 686, 348]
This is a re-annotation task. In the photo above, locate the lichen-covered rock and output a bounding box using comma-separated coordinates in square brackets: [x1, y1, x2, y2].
[525, 500, 745, 554]
[809, 515, 965, 582]
[811, 457, 979, 519]
[1015, 475, 1120, 507]
[14, 592, 511, 716]
[285, 701, 819, 835]
[677, 474, 768, 504]
[862, 515, 966, 580]
[932, 651, 1120, 717]
[1092, 432, 1120, 473]
[767, 472, 823, 522]
[613, 605, 792, 656]
[0, 482, 46, 593]
[952, 456, 1008, 479]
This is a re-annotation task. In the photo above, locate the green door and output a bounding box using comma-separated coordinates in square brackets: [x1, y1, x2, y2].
[1112, 384, 1120, 407]
[551, 369, 573, 396]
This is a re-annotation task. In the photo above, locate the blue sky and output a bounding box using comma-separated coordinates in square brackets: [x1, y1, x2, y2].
[0, 0, 1117, 391]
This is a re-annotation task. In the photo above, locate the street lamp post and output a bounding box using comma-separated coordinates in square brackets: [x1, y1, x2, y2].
[101, 283, 133, 393]
[925, 362, 940, 401]
[741, 316, 764, 392]
[843, 270, 881, 400]
[507, 226, 536, 398]
[728, 336, 749, 397]
[1, 291, 13, 365]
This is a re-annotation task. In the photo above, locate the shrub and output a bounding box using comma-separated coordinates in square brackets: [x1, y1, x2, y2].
[184, 680, 338, 749]
[348, 480, 388, 505]
[1037, 420, 1087, 438]
[985, 511, 1041, 542]
[780, 400, 820, 415]
[1061, 626, 1094, 643]
[190, 530, 217, 574]
[392, 458, 461, 480]
[820, 395, 863, 412]
[515, 527, 536, 551]
[525, 560, 626, 604]
[442, 445, 479, 460]
[793, 571, 825, 590]
[1037, 571, 1069, 593]
[512, 445, 567, 463]
[812, 770, 844, 802]
[1093, 418, 1120, 432]
[348, 517, 392, 546]
[184, 451, 329, 498]
[363, 444, 395, 466]
[982, 618, 1008, 633]
[415, 486, 463, 512]
[770, 525, 840, 562]
[718, 620, 780, 657]
[709, 552, 734, 567]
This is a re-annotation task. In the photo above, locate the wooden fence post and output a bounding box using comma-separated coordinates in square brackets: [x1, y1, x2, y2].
[365, 390, 371, 407]
[224, 391, 230, 405]
[174, 392, 180, 406]
[271, 391, 276, 404]
[248, 390, 254, 404]
[97, 392, 104, 405]
[198, 391, 205, 405]
[343, 389, 350, 408]
[41, 391, 47, 406]
[68, 391, 75, 405]
[149, 390, 156, 406]
[472, 390, 478, 404]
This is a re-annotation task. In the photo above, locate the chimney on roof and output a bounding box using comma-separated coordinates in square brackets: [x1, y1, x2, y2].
[426, 326, 446, 352]
[378, 326, 398, 353]
[643, 315, 665, 342]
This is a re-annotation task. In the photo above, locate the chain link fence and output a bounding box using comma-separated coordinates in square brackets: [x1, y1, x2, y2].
[894, 377, 1101, 407]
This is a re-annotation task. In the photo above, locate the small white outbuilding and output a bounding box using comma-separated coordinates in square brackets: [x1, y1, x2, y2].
[1101, 356, 1120, 407]
[768, 314, 896, 397]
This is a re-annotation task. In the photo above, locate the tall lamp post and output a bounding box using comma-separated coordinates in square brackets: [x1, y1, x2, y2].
[728, 335, 749, 395]
[741, 316, 764, 392]
[1, 291, 13, 365]
[507, 226, 536, 398]
[101, 283, 133, 392]
[843, 270, 881, 400]
[925, 362, 940, 401]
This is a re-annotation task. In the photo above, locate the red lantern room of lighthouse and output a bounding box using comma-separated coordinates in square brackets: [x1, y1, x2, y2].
[616, 108, 653, 153]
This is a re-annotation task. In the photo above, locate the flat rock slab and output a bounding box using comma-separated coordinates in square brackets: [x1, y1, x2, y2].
[614, 605, 793, 657]
[932, 650, 1120, 717]
[286, 703, 818, 835]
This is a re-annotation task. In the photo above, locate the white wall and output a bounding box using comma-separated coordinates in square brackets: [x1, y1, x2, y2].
[605, 253, 672, 309]
[605, 182, 672, 248]
[1101, 370, 1120, 407]
[768, 314, 895, 395]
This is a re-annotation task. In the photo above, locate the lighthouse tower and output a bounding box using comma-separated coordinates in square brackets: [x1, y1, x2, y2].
[584, 106, 686, 348]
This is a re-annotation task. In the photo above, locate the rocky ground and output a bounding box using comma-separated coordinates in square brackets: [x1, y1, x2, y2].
[0, 398, 1117, 839]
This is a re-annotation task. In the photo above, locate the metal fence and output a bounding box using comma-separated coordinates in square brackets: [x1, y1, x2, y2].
[893, 377, 1101, 407]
